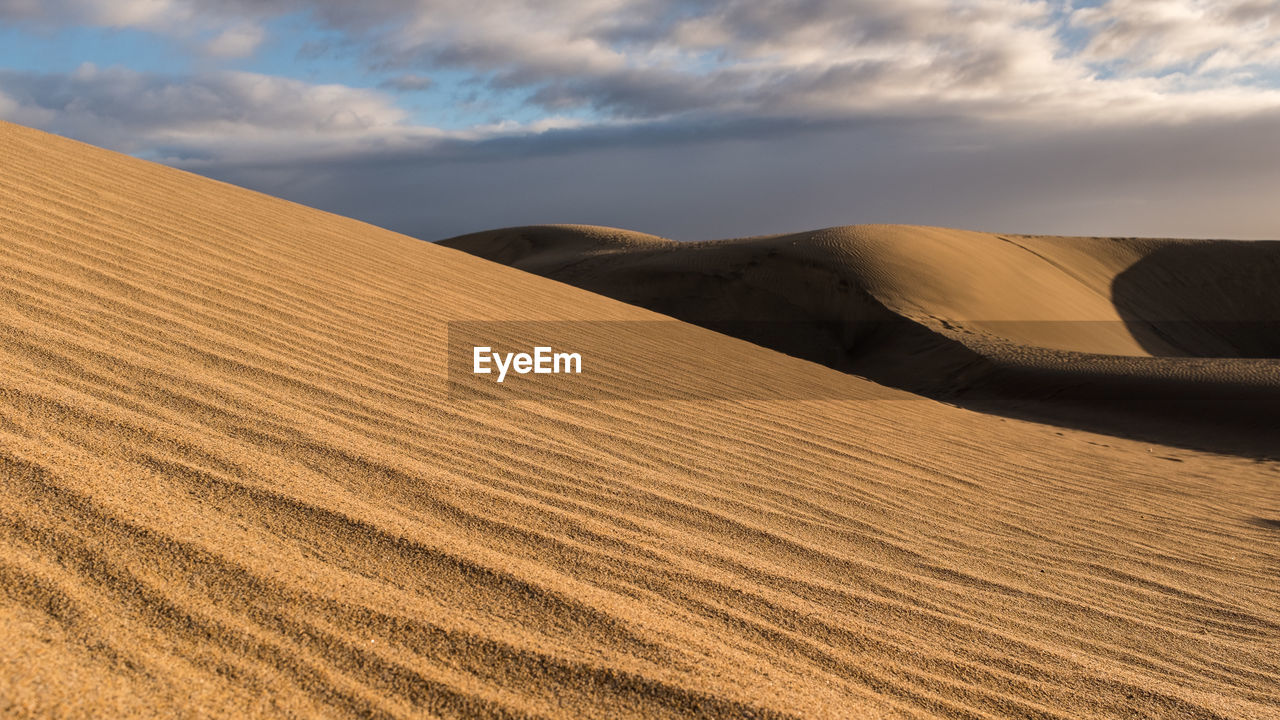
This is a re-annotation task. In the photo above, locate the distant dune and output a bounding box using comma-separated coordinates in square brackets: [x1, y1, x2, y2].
[3, 120, 1279, 719]
[442, 225, 1280, 456]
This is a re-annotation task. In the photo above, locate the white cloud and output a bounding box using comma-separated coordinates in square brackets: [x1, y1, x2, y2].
[204, 22, 267, 59]
[0, 0, 191, 30]
[94, 0, 185, 28]
[1072, 0, 1280, 74]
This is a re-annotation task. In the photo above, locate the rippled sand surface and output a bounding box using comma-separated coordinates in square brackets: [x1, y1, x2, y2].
[3, 121, 1278, 719]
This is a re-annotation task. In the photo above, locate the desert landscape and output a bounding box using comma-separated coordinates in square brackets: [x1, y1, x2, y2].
[442, 225, 1280, 457]
[2, 119, 1279, 719]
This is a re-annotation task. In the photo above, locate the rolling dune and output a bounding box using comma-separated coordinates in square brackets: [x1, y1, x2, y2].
[441, 225, 1280, 456]
[2, 120, 1279, 719]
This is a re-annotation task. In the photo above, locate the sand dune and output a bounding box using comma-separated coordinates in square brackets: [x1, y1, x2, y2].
[441, 225, 1280, 456]
[2, 120, 1279, 719]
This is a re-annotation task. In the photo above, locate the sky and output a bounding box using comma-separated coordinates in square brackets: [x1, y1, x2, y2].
[2, 0, 1279, 241]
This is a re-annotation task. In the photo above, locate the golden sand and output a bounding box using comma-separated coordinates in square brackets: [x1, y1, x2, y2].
[2, 121, 1278, 718]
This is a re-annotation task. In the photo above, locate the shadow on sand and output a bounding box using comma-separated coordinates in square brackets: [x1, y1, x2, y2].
[442, 230, 1280, 459]
[1111, 241, 1280, 358]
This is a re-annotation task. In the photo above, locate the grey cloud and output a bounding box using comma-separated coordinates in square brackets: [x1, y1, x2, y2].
[180, 108, 1280, 243]
[0, 0, 40, 19]
[525, 69, 737, 117]
[0, 65, 406, 156]
[7, 1, 1280, 125]
[378, 74, 434, 92]
[373, 0, 1065, 119]
[1227, 1, 1278, 24]
[3, 0, 1280, 246]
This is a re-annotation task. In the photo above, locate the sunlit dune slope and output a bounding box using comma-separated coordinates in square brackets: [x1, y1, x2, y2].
[2, 121, 1279, 719]
[441, 225, 1280, 455]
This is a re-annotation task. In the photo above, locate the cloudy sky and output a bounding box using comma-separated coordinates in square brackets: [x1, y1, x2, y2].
[2, 1, 1279, 240]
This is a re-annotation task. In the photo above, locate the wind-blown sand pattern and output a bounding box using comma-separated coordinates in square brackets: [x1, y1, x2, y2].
[2, 120, 1279, 719]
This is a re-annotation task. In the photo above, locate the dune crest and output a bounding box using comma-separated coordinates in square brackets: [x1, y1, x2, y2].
[3, 121, 1279, 718]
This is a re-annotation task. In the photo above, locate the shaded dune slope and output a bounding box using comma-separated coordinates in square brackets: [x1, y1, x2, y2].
[441, 226, 1280, 456]
[3, 121, 1279, 719]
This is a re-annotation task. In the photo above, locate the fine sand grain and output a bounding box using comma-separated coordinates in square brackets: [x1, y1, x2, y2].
[3, 121, 1279, 718]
